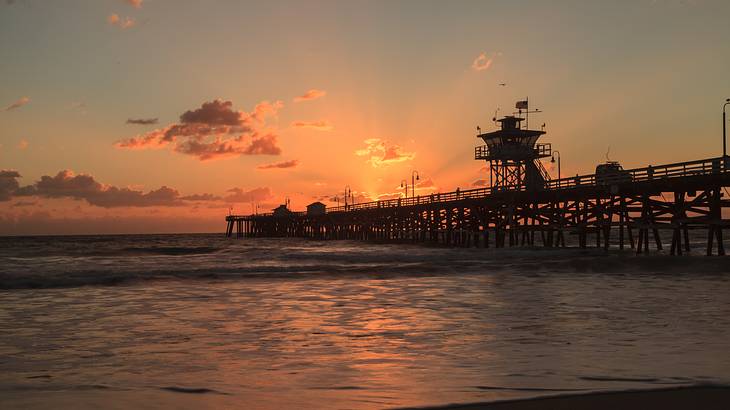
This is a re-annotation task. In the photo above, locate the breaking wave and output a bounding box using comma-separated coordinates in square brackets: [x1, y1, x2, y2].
[1, 234, 729, 290]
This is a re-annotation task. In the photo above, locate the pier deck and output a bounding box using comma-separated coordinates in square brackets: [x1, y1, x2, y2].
[226, 157, 730, 255]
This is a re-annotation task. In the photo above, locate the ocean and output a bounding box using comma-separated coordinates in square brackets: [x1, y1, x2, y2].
[1, 234, 729, 409]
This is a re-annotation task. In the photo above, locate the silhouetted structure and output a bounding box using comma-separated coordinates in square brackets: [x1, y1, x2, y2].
[226, 107, 730, 256]
[476, 115, 551, 190]
[307, 201, 326, 216]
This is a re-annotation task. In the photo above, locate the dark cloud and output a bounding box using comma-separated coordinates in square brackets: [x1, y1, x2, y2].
[180, 100, 240, 126]
[0, 170, 21, 201]
[115, 99, 283, 161]
[243, 134, 281, 155]
[257, 159, 299, 170]
[14, 170, 184, 208]
[180, 193, 223, 201]
[126, 117, 159, 125]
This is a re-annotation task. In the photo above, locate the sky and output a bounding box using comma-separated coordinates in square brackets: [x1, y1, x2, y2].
[1, 0, 730, 235]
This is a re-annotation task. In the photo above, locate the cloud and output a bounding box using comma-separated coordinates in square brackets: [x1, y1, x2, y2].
[12, 170, 186, 208]
[471, 179, 489, 187]
[3, 96, 30, 112]
[355, 138, 415, 167]
[251, 100, 284, 122]
[376, 192, 402, 201]
[416, 178, 435, 188]
[180, 99, 241, 125]
[472, 52, 493, 71]
[115, 99, 283, 160]
[108, 13, 135, 29]
[0, 170, 21, 201]
[17, 139, 28, 150]
[126, 117, 158, 125]
[291, 120, 333, 131]
[257, 159, 299, 170]
[294, 89, 326, 102]
[242, 133, 281, 155]
[125, 0, 142, 8]
[223, 187, 273, 203]
[180, 193, 222, 201]
[68, 102, 87, 114]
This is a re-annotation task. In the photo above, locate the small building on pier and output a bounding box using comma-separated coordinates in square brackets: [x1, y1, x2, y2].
[306, 201, 326, 216]
[273, 204, 292, 217]
[476, 108, 552, 191]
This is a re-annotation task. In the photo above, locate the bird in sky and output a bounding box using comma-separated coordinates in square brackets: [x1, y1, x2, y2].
[498, 83, 507, 86]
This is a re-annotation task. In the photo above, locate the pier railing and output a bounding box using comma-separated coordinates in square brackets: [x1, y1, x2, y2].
[475, 143, 552, 160]
[234, 156, 729, 218]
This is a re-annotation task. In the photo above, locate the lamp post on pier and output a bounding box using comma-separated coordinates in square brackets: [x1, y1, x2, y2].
[551, 150, 561, 181]
[411, 170, 420, 198]
[723, 98, 730, 158]
[344, 186, 352, 210]
[400, 179, 408, 198]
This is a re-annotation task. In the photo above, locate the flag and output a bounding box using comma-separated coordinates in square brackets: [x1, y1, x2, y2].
[515, 100, 528, 110]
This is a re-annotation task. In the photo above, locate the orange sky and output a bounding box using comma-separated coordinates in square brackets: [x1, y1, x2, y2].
[2, 1, 730, 234]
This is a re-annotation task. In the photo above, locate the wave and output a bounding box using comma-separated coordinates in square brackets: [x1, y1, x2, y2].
[2, 235, 730, 290]
[159, 386, 228, 395]
[118, 246, 222, 256]
[2, 252, 729, 290]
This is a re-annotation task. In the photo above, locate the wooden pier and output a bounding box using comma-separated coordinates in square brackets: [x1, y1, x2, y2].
[226, 156, 730, 255]
[226, 106, 730, 255]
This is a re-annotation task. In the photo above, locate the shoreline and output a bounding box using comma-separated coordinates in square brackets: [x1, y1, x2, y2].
[397, 385, 730, 410]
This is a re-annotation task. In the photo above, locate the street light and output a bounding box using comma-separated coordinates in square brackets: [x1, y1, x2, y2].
[723, 98, 730, 158]
[344, 185, 351, 209]
[411, 170, 420, 198]
[551, 150, 561, 181]
[400, 179, 408, 199]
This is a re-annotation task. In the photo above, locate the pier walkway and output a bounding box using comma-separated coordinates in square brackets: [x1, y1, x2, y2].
[226, 156, 730, 255]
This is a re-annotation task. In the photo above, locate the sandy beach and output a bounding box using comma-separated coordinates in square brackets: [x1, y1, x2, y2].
[403, 385, 730, 410]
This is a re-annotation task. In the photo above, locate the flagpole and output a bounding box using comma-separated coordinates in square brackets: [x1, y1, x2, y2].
[525, 96, 529, 130]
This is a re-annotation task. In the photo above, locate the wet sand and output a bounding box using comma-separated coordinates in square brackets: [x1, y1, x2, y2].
[401, 385, 730, 410]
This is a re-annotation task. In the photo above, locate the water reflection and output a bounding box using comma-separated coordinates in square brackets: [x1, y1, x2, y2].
[1, 268, 730, 409]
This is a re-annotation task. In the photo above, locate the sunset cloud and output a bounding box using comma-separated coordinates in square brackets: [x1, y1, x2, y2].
[291, 120, 333, 131]
[294, 89, 326, 102]
[12, 170, 184, 208]
[125, 0, 143, 8]
[471, 179, 488, 187]
[355, 138, 415, 167]
[0, 170, 21, 201]
[257, 159, 299, 170]
[126, 117, 158, 125]
[115, 99, 283, 160]
[471, 52, 493, 71]
[3, 96, 30, 112]
[180, 99, 241, 125]
[180, 193, 222, 201]
[223, 187, 273, 203]
[108, 13, 135, 29]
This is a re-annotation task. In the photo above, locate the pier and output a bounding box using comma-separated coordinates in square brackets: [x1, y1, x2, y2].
[226, 105, 730, 256]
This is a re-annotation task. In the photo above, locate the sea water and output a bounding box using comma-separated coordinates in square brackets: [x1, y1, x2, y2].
[1, 234, 729, 409]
